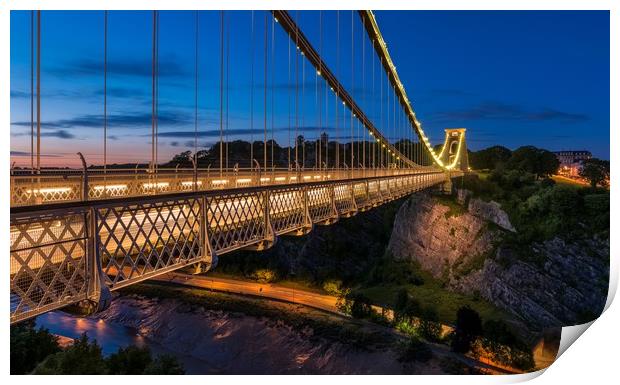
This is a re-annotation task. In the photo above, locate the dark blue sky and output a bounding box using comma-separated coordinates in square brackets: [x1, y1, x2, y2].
[10, 10, 609, 167]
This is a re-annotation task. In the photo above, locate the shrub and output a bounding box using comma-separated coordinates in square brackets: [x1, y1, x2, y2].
[350, 293, 373, 319]
[451, 306, 482, 353]
[398, 337, 433, 363]
[253, 268, 277, 283]
[481, 320, 534, 370]
[418, 306, 443, 342]
[322, 279, 343, 296]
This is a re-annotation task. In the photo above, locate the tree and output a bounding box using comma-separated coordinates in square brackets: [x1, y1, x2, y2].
[419, 306, 442, 342]
[505, 146, 559, 179]
[451, 306, 482, 353]
[10, 320, 61, 374]
[469, 146, 512, 170]
[349, 293, 373, 318]
[143, 354, 185, 374]
[579, 158, 610, 188]
[168, 151, 193, 167]
[394, 288, 410, 314]
[106, 345, 153, 375]
[33, 333, 106, 374]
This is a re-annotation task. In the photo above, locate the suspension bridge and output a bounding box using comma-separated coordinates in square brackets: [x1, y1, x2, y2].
[10, 10, 469, 324]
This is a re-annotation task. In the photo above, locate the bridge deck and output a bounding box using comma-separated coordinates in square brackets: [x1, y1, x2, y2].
[10, 167, 436, 207]
[9, 171, 459, 324]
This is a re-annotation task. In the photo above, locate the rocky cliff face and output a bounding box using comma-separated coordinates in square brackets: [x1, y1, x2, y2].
[388, 192, 609, 331]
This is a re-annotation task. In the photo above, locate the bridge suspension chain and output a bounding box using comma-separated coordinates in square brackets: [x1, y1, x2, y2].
[358, 10, 463, 170]
[271, 10, 417, 169]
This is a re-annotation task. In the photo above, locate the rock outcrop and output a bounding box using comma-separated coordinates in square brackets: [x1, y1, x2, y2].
[388, 191, 609, 331]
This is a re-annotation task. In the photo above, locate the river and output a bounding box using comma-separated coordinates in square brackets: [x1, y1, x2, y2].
[35, 310, 216, 374]
[31, 291, 422, 374]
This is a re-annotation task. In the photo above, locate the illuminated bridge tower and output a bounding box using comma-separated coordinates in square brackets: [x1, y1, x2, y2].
[440, 128, 469, 172]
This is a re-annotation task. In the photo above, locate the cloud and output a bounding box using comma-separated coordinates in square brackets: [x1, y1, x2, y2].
[11, 111, 189, 130]
[170, 141, 180, 147]
[11, 90, 30, 99]
[155, 126, 331, 139]
[93, 87, 148, 99]
[41, 130, 75, 139]
[10, 150, 62, 158]
[52, 58, 188, 78]
[433, 101, 588, 123]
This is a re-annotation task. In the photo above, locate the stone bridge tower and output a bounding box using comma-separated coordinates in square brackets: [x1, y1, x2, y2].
[440, 128, 469, 172]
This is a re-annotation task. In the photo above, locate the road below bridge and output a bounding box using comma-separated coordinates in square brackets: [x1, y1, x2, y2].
[153, 273, 341, 315]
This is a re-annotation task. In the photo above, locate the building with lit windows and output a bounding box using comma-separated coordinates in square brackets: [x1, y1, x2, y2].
[553, 150, 592, 177]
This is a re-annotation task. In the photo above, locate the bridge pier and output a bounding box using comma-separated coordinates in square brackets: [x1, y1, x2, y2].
[439, 172, 453, 194]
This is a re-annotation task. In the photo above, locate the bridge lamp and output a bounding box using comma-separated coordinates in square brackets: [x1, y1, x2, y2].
[26, 187, 72, 194]
[274, 17, 279, 23]
[93, 184, 128, 191]
[316, 70, 321, 76]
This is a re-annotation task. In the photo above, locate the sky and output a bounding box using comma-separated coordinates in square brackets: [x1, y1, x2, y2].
[10, 10, 610, 168]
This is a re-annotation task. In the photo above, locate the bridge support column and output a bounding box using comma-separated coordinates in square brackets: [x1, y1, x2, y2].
[191, 196, 220, 275]
[66, 209, 112, 316]
[439, 172, 453, 194]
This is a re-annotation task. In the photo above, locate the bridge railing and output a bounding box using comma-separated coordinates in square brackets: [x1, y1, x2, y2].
[10, 170, 460, 323]
[10, 166, 440, 207]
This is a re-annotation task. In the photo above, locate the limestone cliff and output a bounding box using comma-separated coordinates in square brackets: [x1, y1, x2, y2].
[388, 192, 609, 331]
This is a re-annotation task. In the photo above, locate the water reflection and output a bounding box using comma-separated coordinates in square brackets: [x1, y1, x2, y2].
[35, 311, 145, 355]
[35, 311, 208, 374]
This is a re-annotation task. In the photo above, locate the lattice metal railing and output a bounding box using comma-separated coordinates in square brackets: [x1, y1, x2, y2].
[334, 182, 357, 215]
[205, 191, 268, 254]
[96, 197, 203, 289]
[11, 167, 441, 207]
[307, 186, 337, 223]
[10, 210, 89, 323]
[269, 187, 308, 235]
[353, 182, 370, 209]
[10, 171, 456, 323]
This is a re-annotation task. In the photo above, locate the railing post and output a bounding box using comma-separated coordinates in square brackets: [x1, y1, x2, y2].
[78, 152, 89, 201]
[197, 195, 217, 273]
[192, 154, 198, 192]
